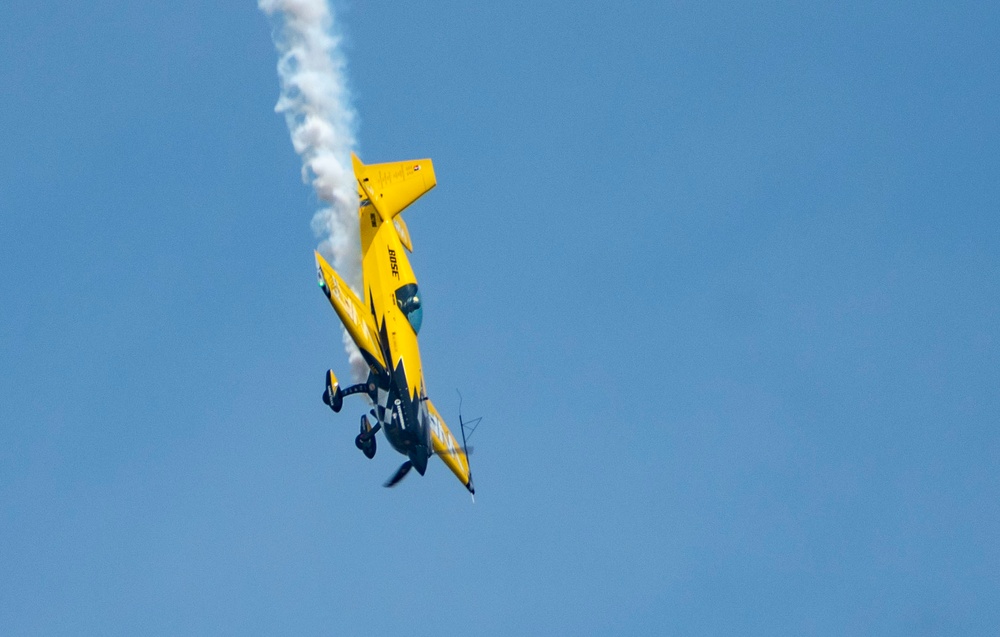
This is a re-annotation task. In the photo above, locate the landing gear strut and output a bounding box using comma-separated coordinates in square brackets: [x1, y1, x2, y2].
[321, 369, 374, 413]
[320, 369, 381, 459]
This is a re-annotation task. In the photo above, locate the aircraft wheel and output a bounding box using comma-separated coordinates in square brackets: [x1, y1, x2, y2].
[355, 433, 376, 459]
[322, 388, 343, 413]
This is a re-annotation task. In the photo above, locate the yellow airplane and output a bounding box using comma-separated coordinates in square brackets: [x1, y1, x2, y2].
[315, 153, 475, 497]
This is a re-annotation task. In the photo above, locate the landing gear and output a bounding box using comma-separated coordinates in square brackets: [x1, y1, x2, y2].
[321, 370, 343, 412]
[320, 370, 382, 458]
[322, 370, 376, 413]
[355, 415, 381, 459]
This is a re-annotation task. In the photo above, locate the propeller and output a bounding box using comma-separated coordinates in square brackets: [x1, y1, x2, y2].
[383, 460, 413, 488]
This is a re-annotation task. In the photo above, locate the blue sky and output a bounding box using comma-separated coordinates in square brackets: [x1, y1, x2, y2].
[2, 1, 998, 634]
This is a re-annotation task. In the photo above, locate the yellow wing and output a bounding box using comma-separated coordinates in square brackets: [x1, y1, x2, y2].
[314, 251, 386, 374]
[427, 400, 474, 494]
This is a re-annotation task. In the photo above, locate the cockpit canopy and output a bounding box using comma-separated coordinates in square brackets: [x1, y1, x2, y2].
[395, 283, 423, 335]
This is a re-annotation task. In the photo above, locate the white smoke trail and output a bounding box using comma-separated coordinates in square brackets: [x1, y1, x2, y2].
[260, 0, 367, 379]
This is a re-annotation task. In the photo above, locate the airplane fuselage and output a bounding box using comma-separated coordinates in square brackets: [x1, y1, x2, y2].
[314, 153, 473, 494]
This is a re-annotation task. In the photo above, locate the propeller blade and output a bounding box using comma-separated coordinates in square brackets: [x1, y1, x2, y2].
[383, 461, 413, 488]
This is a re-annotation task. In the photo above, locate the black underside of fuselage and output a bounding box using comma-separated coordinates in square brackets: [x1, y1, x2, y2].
[363, 356, 430, 476]
[358, 295, 431, 476]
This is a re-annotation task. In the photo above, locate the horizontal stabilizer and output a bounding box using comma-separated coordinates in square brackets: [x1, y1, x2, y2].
[353, 153, 436, 221]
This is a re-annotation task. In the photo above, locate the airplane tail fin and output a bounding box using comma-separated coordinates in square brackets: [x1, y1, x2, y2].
[352, 153, 436, 221]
